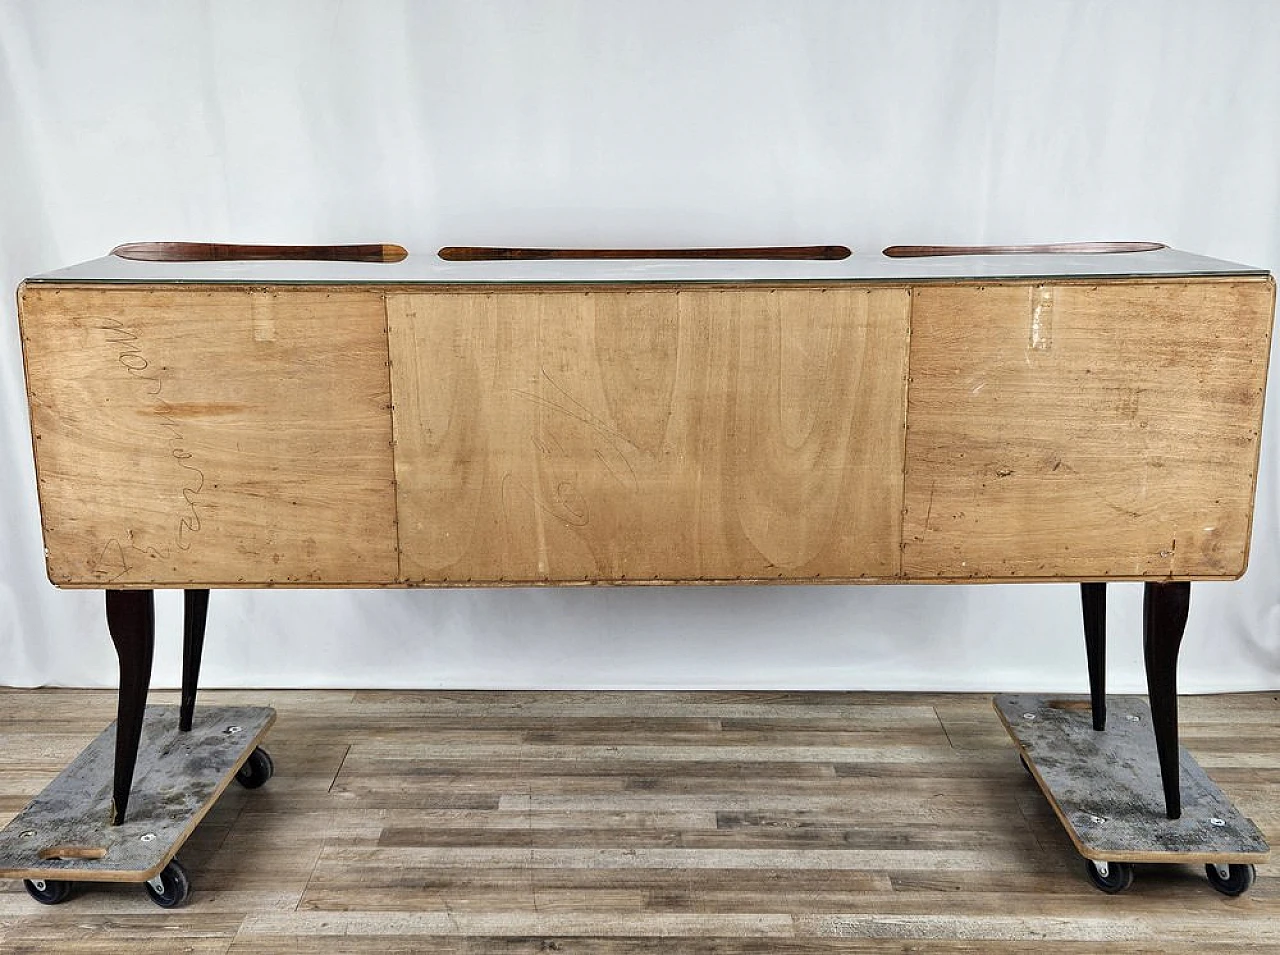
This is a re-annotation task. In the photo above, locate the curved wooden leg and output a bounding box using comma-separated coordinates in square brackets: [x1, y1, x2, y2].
[1080, 582, 1107, 731]
[180, 589, 210, 732]
[1143, 580, 1190, 820]
[105, 589, 155, 826]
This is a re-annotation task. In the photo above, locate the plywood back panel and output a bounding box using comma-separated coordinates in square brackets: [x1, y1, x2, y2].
[20, 277, 1272, 587]
[19, 286, 398, 586]
[902, 280, 1274, 579]
[387, 288, 910, 583]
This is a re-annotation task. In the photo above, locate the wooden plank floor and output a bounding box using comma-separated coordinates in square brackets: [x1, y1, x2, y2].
[0, 688, 1276, 953]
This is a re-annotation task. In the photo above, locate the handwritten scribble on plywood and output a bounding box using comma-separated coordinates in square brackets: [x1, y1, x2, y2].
[19, 287, 397, 586]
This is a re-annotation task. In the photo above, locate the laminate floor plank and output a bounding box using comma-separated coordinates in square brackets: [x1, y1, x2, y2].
[0, 688, 1275, 953]
[219, 943, 1280, 955]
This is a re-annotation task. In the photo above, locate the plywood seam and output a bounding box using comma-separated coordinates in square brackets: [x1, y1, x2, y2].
[381, 292, 405, 582]
[896, 288, 914, 578]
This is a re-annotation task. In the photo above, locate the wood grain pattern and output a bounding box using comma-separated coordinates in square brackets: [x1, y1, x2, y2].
[902, 280, 1275, 579]
[111, 242, 408, 263]
[438, 246, 852, 261]
[387, 288, 910, 583]
[18, 286, 398, 586]
[17, 276, 1274, 587]
[0, 688, 1278, 951]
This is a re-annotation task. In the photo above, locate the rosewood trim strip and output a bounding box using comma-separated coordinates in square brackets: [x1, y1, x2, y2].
[882, 242, 1166, 258]
[111, 242, 409, 263]
[438, 245, 853, 261]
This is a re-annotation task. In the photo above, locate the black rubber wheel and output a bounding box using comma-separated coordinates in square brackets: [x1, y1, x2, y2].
[1084, 859, 1134, 894]
[23, 878, 72, 905]
[143, 859, 191, 908]
[235, 747, 275, 789]
[1205, 863, 1255, 897]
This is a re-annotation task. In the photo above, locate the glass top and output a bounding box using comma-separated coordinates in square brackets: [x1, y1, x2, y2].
[26, 247, 1268, 286]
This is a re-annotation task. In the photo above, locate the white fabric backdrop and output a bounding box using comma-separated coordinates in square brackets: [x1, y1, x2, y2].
[1, 0, 1278, 692]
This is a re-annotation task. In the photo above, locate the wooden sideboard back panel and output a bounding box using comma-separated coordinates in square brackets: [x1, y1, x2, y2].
[18, 277, 1273, 587]
[387, 288, 910, 583]
[903, 281, 1274, 579]
[19, 287, 398, 586]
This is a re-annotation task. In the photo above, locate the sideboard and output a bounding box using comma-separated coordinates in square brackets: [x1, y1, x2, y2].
[16, 246, 1275, 825]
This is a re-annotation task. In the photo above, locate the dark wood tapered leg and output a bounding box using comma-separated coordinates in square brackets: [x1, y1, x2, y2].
[1080, 582, 1107, 731]
[105, 589, 155, 826]
[1143, 580, 1190, 820]
[180, 589, 210, 732]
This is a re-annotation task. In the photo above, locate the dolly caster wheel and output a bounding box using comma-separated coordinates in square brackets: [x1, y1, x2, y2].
[1085, 859, 1133, 894]
[1205, 863, 1255, 897]
[236, 747, 274, 789]
[144, 859, 191, 908]
[24, 878, 73, 905]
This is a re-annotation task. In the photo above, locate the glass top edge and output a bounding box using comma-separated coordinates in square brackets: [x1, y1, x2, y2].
[23, 249, 1272, 285]
[24, 269, 1271, 285]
